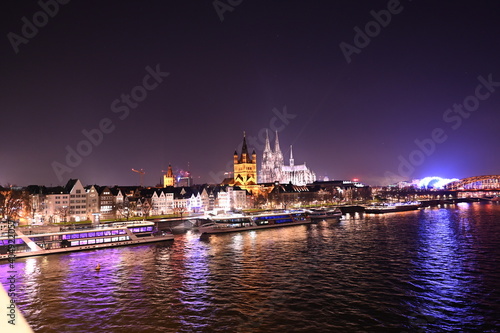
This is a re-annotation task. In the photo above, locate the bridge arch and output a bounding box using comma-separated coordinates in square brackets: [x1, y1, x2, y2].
[445, 175, 500, 190]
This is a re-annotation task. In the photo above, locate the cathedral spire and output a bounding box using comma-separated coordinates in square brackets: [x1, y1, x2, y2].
[264, 129, 271, 152]
[273, 130, 284, 178]
[290, 145, 294, 167]
[274, 130, 281, 154]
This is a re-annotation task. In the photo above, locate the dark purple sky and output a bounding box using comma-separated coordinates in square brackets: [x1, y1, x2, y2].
[2, 1, 500, 187]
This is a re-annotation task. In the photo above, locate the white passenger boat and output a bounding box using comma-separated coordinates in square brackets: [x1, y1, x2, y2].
[0, 221, 173, 261]
[307, 207, 342, 220]
[199, 210, 311, 235]
[364, 202, 421, 214]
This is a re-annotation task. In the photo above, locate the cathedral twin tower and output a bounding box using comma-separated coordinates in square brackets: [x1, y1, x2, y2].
[233, 131, 316, 192]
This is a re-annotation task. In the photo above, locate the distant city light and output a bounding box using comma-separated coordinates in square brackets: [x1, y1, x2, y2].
[418, 177, 459, 189]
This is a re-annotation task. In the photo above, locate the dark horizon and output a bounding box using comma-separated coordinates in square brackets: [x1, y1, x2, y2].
[2, 1, 500, 187]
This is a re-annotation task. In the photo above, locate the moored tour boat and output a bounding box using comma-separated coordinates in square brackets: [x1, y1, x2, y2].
[364, 202, 421, 214]
[0, 220, 173, 261]
[199, 210, 311, 235]
[307, 207, 343, 220]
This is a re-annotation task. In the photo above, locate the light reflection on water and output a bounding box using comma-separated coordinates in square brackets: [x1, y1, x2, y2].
[1, 203, 500, 332]
[409, 208, 470, 330]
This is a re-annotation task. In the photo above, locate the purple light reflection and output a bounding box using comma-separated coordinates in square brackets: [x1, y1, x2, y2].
[410, 208, 478, 330]
[166, 231, 213, 331]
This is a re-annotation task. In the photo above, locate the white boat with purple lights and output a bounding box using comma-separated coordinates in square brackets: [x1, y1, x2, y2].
[0, 220, 173, 260]
[199, 210, 311, 235]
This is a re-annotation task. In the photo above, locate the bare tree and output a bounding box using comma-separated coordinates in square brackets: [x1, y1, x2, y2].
[253, 194, 268, 209]
[280, 196, 295, 210]
[55, 206, 70, 223]
[115, 201, 131, 221]
[141, 199, 152, 219]
[174, 206, 186, 220]
[0, 186, 29, 222]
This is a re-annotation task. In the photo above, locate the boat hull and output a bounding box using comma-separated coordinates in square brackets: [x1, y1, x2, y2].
[364, 204, 421, 214]
[308, 210, 343, 220]
[199, 220, 311, 235]
[0, 234, 174, 261]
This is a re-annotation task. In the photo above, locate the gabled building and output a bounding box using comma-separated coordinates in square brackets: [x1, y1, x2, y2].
[151, 188, 174, 216]
[211, 185, 250, 212]
[200, 186, 215, 212]
[66, 179, 87, 221]
[136, 197, 152, 217]
[172, 187, 189, 211]
[188, 191, 202, 213]
[97, 186, 114, 219]
[86, 185, 100, 222]
[28, 185, 68, 223]
[268, 182, 316, 208]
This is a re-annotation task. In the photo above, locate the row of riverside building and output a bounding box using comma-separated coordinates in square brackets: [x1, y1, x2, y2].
[26, 179, 248, 224]
[15, 177, 369, 224]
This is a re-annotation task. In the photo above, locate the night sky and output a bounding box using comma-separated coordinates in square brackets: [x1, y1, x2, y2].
[2, 1, 500, 187]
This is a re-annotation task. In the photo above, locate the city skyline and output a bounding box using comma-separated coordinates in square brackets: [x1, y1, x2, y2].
[2, 1, 500, 187]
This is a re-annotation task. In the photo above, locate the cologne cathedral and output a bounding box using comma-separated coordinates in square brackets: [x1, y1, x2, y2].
[260, 131, 316, 186]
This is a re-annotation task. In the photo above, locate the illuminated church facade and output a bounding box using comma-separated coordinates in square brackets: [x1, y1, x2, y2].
[260, 131, 316, 186]
[233, 133, 259, 194]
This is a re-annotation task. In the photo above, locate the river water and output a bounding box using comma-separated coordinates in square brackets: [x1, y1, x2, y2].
[1, 202, 500, 332]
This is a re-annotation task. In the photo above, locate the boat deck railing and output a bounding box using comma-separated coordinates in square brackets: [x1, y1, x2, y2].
[15, 220, 154, 236]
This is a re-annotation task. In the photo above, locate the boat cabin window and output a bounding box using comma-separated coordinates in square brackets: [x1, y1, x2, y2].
[1, 239, 23, 245]
[130, 227, 153, 233]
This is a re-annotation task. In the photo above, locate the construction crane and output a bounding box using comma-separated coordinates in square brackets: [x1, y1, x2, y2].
[131, 168, 145, 187]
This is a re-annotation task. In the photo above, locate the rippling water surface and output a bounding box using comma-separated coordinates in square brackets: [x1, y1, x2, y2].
[2, 203, 500, 332]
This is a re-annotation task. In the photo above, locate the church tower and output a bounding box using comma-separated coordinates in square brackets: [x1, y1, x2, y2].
[233, 132, 258, 193]
[273, 130, 284, 182]
[163, 164, 176, 187]
[260, 129, 275, 183]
